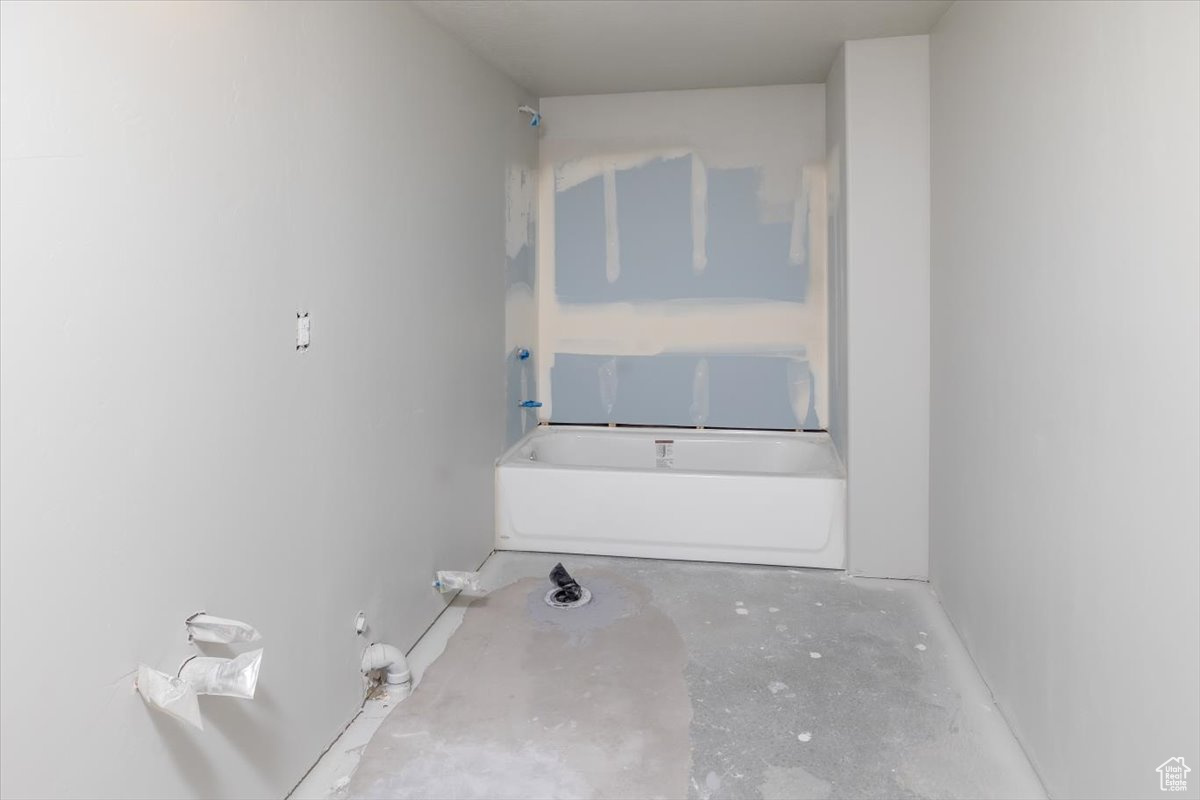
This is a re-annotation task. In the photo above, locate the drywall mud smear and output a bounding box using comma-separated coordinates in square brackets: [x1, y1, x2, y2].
[691, 154, 708, 274]
[598, 357, 618, 419]
[689, 358, 710, 426]
[506, 164, 538, 446]
[346, 572, 691, 799]
[537, 86, 828, 428]
[787, 358, 814, 428]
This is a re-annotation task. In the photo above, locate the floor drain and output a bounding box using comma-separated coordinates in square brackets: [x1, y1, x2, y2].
[545, 562, 590, 609]
[545, 586, 592, 609]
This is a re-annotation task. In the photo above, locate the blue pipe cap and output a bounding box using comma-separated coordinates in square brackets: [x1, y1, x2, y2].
[519, 400, 543, 408]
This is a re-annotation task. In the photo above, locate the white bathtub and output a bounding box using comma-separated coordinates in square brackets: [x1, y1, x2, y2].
[495, 426, 846, 568]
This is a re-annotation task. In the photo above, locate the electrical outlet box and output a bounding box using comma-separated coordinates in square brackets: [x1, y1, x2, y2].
[297, 312, 310, 351]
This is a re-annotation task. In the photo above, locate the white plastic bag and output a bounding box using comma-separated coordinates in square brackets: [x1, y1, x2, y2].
[179, 648, 263, 699]
[185, 613, 262, 644]
[433, 571, 483, 594]
[137, 664, 203, 730]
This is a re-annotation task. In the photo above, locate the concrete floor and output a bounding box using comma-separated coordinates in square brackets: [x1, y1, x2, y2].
[293, 552, 1045, 800]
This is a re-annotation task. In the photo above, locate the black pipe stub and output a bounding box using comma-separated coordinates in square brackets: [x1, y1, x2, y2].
[545, 562, 591, 609]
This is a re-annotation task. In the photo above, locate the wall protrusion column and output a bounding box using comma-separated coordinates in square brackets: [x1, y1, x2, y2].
[829, 35, 931, 579]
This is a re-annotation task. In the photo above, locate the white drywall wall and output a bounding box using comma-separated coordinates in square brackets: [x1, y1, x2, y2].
[0, 2, 534, 798]
[837, 36, 931, 578]
[825, 49, 849, 467]
[929, 2, 1200, 797]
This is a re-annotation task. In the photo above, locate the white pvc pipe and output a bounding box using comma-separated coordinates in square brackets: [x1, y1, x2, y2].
[517, 105, 541, 127]
[361, 643, 411, 687]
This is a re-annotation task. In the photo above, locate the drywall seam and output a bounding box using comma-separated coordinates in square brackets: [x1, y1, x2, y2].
[537, 134, 558, 419]
[506, 166, 534, 260]
[787, 358, 813, 429]
[691, 154, 708, 274]
[602, 166, 620, 283]
[689, 357, 710, 425]
[801, 164, 828, 428]
[506, 162, 538, 445]
[788, 169, 809, 266]
[505, 165, 537, 357]
[598, 357, 618, 418]
[505, 285, 536, 356]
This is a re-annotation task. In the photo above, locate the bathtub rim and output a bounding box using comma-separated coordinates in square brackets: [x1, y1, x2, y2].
[497, 424, 846, 479]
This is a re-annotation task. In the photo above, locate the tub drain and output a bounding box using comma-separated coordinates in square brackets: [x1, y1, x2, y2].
[545, 562, 591, 609]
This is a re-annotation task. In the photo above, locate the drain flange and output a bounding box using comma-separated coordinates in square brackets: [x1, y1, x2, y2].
[546, 562, 591, 608]
[545, 585, 592, 609]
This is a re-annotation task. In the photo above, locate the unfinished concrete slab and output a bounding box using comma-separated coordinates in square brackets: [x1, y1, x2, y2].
[324, 552, 1043, 800]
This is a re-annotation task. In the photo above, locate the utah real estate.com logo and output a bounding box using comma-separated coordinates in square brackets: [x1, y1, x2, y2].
[1157, 757, 1190, 792]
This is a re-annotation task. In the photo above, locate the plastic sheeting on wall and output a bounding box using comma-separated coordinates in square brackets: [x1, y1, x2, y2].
[185, 613, 261, 644]
[136, 665, 203, 730]
[178, 649, 264, 699]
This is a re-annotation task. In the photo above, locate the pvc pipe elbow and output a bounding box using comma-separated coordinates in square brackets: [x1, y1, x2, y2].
[361, 643, 411, 686]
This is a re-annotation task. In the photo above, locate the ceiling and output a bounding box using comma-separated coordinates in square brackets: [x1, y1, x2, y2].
[412, 0, 952, 97]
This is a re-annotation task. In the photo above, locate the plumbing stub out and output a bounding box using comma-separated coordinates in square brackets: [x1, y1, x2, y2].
[545, 562, 591, 609]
